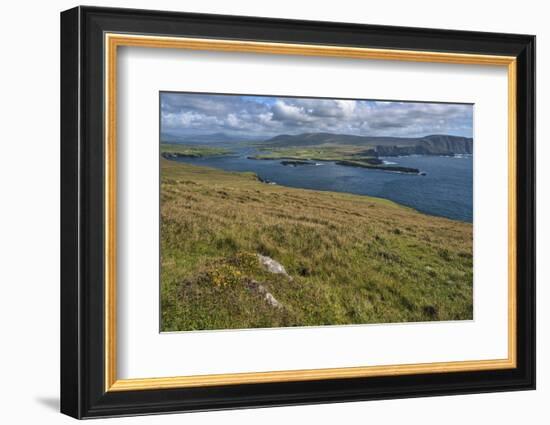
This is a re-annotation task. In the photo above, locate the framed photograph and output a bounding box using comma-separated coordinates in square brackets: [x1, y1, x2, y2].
[60, 6, 535, 419]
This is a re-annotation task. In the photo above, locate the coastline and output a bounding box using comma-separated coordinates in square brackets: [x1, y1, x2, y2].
[247, 154, 421, 174]
[160, 159, 473, 331]
[161, 157, 471, 224]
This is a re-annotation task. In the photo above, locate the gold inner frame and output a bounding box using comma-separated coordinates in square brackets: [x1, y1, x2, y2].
[104, 33, 518, 392]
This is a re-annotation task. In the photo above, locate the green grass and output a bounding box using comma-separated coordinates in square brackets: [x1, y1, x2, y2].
[160, 143, 230, 157]
[251, 145, 370, 161]
[160, 159, 473, 332]
[248, 144, 422, 172]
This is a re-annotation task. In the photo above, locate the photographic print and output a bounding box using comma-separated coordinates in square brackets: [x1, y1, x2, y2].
[160, 92, 474, 332]
[61, 9, 535, 417]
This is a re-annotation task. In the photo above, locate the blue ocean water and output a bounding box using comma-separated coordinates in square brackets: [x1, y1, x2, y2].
[171, 148, 473, 222]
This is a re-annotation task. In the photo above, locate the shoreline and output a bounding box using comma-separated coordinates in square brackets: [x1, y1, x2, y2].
[248, 155, 421, 174]
[160, 158, 473, 330]
[161, 158, 472, 225]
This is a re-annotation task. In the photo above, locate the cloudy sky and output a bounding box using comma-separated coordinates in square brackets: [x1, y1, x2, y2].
[160, 92, 473, 140]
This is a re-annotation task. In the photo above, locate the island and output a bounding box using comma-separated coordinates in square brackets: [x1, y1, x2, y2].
[248, 145, 422, 174]
[280, 160, 315, 167]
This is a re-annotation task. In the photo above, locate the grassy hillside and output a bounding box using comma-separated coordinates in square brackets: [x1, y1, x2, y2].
[160, 143, 230, 156]
[161, 159, 473, 332]
[261, 132, 473, 154]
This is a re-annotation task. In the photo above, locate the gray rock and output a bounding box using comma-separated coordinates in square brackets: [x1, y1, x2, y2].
[264, 292, 283, 309]
[257, 254, 293, 281]
[245, 279, 283, 309]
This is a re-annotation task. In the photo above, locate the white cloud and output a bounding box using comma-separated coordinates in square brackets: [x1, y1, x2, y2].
[160, 93, 473, 139]
[335, 100, 356, 117]
[226, 113, 241, 128]
[272, 100, 314, 123]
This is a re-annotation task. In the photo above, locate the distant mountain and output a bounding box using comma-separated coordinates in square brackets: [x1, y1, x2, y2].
[263, 133, 473, 156]
[162, 132, 251, 144]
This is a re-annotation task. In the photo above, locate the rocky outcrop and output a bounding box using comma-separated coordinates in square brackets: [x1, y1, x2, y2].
[241, 254, 295, 309]
[256, 175, 276, 185]
[161, 152, 201, 159]
[281, 160, 314, 166]
[369, 135, 473, 157]
[257, 254, 293, 281]
[422, 134, 474, 154]
[335, 160, 420, 174]
[245, 279, 283, 309]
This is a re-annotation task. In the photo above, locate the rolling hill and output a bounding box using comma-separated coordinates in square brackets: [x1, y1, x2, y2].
[161, 160, 473, 331]
[262, 133, 473, 156]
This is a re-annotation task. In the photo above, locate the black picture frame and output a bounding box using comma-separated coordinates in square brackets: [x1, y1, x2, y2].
[61, 5, 535, 419]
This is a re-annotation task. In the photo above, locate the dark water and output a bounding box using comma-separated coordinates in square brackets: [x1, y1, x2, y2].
[171, 147, 473, 222]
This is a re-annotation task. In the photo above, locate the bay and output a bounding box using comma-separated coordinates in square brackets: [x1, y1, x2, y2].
[170, 147, 473, 222]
